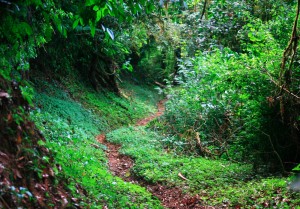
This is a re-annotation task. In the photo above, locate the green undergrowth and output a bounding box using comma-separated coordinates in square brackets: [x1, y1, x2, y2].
[65, 80, 159, 128]
[38, 137, 162, 208]
[106, 127, 300, 208]
[33, 79, 160, 129]
[31, 80, 162, 208]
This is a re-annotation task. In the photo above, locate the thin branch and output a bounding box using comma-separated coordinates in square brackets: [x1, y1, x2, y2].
[0, 196, 11, 209]
[249, 123, 287, 172]
[262, 69, 300, 100]
[200, 0, 207, 20]
[260, 129, 286, 173]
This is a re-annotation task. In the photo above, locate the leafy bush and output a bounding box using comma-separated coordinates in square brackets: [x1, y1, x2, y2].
[158, 18, 290, 169]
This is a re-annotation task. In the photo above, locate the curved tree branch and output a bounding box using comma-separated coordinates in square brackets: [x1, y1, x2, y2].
[200, 0, 207, 20]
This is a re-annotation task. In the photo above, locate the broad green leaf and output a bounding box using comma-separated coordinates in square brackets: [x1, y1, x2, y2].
[32, 0, 43, 6]
[63, 28, 67, 38]
[102, 7, 109, 17]
[20, 22, 33, 36]
[85, 0, 96, 6]
[53, 14, 63, 33]
[93, 5, 99, 11]
[293, 164, 300, 171]
[148, 3, 155, 12]
[72, 18, 80, 29]
[96, 10, 102, 22]
[38, 140, 46, 146]
[133, 5, 137, 14]
[89, 20, 96, 37]
[79, 18, 84, 26]
[106, 2, 113, 11]
[0, 66, 11, 80]
[20, 85, 34, 106]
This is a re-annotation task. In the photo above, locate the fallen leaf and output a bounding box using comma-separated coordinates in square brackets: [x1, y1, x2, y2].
[0, 152, 9, 163]
[13, 168, 22, 178]
[49, 167, 55, 177]
[263, 201, 269, 207]
[62, 197, 68, 208]
[35, 183, 46, 191]
[91, 143, 100, 149]
[16, 132, 22, 144]
[0, 163, 4, 174]
[0, 92, 10, 98]
[178, 172, 188, 181]
[42, 169, 49, 178]
[7, 113, 12, 123]
[17, 156, 25, 161]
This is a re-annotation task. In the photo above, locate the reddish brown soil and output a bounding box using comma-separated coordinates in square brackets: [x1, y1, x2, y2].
[97, 99, 218, 209]
[96, 134, 134, 178]
[135, 98, 167, 126]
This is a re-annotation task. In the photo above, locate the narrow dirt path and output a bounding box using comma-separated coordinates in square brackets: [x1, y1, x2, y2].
[135, 98, 167, 126]
[96, 99, 212, 209]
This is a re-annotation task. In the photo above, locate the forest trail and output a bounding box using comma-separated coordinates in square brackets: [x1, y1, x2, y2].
[97, 99, 215, 209]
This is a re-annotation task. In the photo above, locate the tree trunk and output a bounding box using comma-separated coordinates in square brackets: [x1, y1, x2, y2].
[89, 55, 120, 95]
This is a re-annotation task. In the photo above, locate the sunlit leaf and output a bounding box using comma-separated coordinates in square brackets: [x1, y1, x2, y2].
[293, 164, 300, 171]
[89, 20, 96, 37]
[85, 0, 96, 6]
[96, 10, 102, 22]
[106, 28, 114, 40]
[93, 5, 99, 11]
[72, 18, 80, 29]
[79, 17, 84, 25]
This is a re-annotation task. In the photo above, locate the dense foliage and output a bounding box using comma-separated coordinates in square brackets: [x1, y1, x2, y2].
[0, 0, 159, 207]
[107, 126, 300, 207]
[1, 0, 300, 208]
[153, 0, 300, 172]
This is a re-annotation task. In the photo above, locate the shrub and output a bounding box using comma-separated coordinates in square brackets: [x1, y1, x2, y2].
[158, 21, 292, 169]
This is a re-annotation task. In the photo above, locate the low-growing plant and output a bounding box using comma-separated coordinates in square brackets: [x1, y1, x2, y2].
[106, 126, 300, 208]
[31, 80, 162, 208]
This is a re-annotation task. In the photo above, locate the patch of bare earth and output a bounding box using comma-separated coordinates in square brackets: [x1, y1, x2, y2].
[97, 99, 219, 209]
[135, 98, 167, 126]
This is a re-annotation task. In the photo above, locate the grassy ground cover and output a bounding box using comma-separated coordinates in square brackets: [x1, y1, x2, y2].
[31, 80, 162, 208]
[107, 126, 300, 208]
[30, 77, 300, 208]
